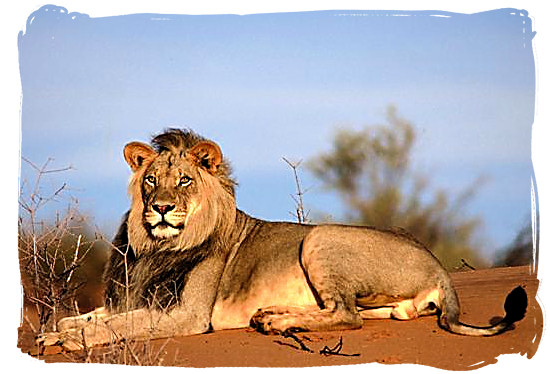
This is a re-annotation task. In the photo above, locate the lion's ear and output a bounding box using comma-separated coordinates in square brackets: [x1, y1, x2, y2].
[187, 141, 223, 173]
[124, 142, 156, 171]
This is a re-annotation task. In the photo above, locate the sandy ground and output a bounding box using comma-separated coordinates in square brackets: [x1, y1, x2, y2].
[18, 265, 542, 370]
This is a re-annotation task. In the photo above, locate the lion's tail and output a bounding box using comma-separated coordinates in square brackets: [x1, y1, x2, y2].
[438, 284, 527, 336]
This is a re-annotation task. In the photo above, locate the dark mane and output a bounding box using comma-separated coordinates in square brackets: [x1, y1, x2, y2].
[151, 128, 205, 153]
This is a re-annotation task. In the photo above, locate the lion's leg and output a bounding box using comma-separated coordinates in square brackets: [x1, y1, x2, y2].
[39, 306, 212, 351]
[250, 240, 364, 334]
[39, 308, 158, 351]
[38, 309, 135, 351]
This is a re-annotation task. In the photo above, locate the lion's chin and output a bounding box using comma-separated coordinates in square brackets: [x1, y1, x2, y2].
[151, 225, 181, 239]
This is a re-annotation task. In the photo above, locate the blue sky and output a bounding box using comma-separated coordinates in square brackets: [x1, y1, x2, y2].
[18, 6, 536, 261]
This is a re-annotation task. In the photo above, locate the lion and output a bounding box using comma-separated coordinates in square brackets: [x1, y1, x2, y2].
[38, 128, 528, 351]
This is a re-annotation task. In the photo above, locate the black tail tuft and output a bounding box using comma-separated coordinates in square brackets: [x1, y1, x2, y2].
[503, 286, 528, 323]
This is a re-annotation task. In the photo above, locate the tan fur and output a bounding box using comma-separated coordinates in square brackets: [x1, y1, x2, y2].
[211, 266, 317, 330]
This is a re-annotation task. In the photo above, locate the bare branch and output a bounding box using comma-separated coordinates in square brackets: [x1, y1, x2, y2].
[66, 235, 82, 284]
[283, 157, 309, 224]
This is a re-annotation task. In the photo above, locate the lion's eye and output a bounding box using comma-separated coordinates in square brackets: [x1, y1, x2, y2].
[179, 176, 192, 187]
[145, 175, 156, 186]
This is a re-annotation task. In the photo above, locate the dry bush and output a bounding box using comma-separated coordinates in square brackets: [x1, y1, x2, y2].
[18, 157, 108, 334]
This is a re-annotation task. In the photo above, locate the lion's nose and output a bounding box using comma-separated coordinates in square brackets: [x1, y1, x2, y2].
[152, 204, 175, 215]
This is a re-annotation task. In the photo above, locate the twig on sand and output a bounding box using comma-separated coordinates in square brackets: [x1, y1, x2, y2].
[320, 336, 360, 357]
[275, 331, 313, 353]
[276, 332, 360, 357]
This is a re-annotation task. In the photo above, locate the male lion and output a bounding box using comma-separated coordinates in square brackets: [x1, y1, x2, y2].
[38, 129, 527, 351]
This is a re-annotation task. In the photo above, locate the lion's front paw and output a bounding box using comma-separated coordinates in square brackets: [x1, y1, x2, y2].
[36, 329, 84, 352]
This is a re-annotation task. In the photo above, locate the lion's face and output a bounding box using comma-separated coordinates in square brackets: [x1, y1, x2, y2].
[123, 135, 236, 251]
[140, 151, 205, 239]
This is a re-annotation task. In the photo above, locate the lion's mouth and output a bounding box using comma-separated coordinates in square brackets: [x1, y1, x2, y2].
[151, 220, 182, 230]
